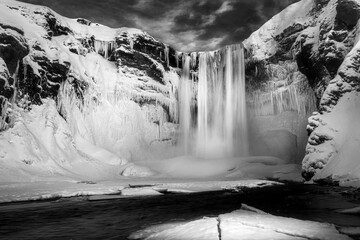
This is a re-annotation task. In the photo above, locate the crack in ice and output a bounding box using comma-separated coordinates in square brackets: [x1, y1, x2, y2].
[235, 221, 318, 240]
[217, 217, 222, 240]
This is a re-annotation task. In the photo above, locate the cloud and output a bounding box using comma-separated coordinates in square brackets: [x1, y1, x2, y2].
[215, 0, 235, 15]
[17, 0, 299, 52]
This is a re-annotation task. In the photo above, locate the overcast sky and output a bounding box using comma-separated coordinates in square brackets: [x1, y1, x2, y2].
[18, 0, 299, 51]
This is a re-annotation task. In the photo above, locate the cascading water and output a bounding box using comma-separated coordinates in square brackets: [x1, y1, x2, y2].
[179, 44, 248, 159]
[179, 55, 197, 154]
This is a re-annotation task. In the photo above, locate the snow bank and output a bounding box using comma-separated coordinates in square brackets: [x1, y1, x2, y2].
[0, 179, 281, 203]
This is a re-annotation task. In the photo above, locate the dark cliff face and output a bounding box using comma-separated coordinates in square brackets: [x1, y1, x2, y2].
[245, 0, 360, 103]
[0, 5, 75, 118]
[296, 0, 359, 101]
[0, 24, 29, 129]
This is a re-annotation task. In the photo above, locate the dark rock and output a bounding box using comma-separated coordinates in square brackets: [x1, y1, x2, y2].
[116, 31, 179, 71]
[0, 23, 24, 35]
[336, 0, 360, 30]
[245, 59, 269, 92]
[18, 56, 70, 105]
[116, 47, 165, 84]
[302, 169, 315, 181]
[275, 23, 305, 41]
[77, 18, 92, 26]
[314, 0, 331, 11]
[314, 176, 340, 186]
[0, 26, 29, 130]
[0, 27, 29, 75]
[33, 10, 72, 37]
[80, 36, 95, 52]
[0, 59, 13, 100]
[68, 74, 89, 101]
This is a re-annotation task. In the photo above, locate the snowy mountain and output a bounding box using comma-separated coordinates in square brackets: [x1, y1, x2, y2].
[244, 0, 360, 185]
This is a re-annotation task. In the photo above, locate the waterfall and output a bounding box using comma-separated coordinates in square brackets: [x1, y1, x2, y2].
[179, 44, 248, 159]
[179, 55, 194, 154]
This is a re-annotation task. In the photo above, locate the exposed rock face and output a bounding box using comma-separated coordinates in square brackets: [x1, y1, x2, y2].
[0, 23, 29, 130]
[244, 0, 360, 184]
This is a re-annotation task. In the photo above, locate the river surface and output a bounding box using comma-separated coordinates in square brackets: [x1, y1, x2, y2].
[0, 184, 360, 239]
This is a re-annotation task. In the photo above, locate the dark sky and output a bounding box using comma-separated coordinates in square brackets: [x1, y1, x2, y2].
[17, 0, 299, 51]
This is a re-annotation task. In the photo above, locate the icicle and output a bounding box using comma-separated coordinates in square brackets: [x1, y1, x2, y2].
[129, 38, 134, 50]
[94, 40, 116, 59]
[190, 52, 197, 69]
[11, 60, 20, 105]
[0, 97, 7, 130]
[164, 45, 169, 68]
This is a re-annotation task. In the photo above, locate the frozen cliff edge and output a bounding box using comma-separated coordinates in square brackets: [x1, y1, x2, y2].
[244, 0, 360, 185]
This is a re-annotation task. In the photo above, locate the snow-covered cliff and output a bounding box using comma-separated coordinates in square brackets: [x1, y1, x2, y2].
[0, 0, 183, 181]
[244, 0, 360, 185]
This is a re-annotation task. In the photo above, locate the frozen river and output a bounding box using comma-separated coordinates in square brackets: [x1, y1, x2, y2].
[0, 184, 360, 239]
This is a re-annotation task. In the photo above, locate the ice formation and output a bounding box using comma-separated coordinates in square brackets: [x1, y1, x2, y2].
[179, 44, 248, 158]
[164, 45, 169, 68]
[248, 62, 317, 117]
[94, 40, 116, 59]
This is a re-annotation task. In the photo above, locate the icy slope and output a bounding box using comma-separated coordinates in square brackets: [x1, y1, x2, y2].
[244, 0, 360, 185]
[0, 0, 181, 181]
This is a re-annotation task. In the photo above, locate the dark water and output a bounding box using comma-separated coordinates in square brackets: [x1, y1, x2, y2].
[0, 184, 360, 240]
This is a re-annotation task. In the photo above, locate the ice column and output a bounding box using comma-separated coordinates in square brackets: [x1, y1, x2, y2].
[164, 45, 169, 68]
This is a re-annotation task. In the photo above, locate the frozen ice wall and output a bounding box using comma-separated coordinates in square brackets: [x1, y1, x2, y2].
[179, 44, 249, 159]
[248, 62, 317, 117]
[94, 40, 116, 59]
[246, 61, 317, 163]
[55, 54, 179, 164]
